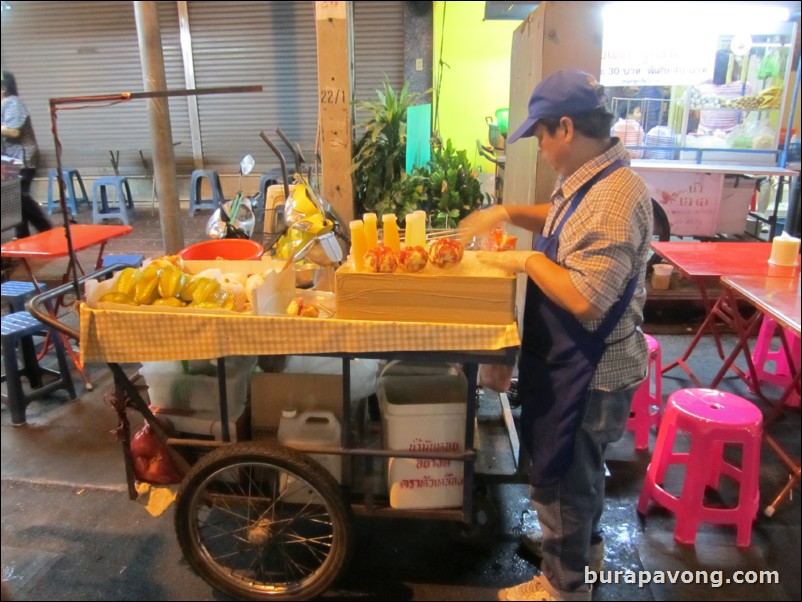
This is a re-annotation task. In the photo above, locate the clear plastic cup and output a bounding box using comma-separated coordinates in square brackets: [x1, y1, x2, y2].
[651, 264, 674, 290]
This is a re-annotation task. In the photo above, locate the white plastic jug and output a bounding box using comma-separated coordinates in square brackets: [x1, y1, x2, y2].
[278, 409, 342, 484]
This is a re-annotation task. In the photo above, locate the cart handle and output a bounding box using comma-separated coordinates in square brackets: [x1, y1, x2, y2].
[26, 264, 122, 341]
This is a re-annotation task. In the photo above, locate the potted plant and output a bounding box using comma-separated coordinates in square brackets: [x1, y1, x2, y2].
[351, 79, 483, 229]
[418, 137, 483, 229]
[351, 79, 422, 220]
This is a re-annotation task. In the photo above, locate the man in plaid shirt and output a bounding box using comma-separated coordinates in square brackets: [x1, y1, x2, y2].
[462, 70, 652, 601]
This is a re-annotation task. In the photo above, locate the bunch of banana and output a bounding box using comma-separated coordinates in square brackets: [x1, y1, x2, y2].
[757, 86, 782, 110]
[99, 256, 234, 310]
[725, 96, 763, 110]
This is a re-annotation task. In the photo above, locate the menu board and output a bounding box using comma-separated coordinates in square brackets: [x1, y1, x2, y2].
[639, 171, 723, 237]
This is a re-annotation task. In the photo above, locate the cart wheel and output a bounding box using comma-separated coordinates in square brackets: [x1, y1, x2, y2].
[174, 442, 353, 601]
[445, 494, 498, 546]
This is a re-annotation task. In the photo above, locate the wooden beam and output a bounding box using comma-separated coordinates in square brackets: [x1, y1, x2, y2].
[315, 1, 355, 224]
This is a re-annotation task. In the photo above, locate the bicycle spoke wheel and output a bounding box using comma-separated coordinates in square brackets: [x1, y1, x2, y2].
[175, 442, 353, 601]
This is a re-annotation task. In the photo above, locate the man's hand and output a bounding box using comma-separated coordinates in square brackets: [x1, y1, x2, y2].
[475, 250, 541, 274]
[459, 205, 509, 244]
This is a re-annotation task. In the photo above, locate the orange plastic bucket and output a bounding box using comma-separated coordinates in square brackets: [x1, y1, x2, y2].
[178, 239, 264, 261]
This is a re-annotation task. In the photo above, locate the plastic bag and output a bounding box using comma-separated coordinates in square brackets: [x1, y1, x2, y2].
[130, 421, 183, 485]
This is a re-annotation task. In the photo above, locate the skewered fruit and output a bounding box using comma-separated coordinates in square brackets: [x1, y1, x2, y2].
[398, 246, 428, 272]
[364, 245, 398, 273]
[429, 238, 464, 268]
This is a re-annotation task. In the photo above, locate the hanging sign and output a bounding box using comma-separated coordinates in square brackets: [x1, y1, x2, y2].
[601, 21, 718, 86]
[637, 171, 723, 237]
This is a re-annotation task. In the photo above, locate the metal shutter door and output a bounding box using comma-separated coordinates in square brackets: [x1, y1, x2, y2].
[1, 1, 190, 173]
[353, 0, 405, 106]
[185, 1, 318, 173]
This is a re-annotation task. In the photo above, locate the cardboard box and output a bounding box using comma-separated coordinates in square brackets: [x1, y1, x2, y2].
[250, 372, 344, 436]
[335, 251, 516, 325]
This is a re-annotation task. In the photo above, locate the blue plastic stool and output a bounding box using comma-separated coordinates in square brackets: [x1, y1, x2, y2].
[92, 176, 135, 225]
[47, 168, 90, 215]
[1, 281, 46, 313]
[101, 254, 145, 275]
[1, 311, 76, 425]
[189, 170, 224, 217]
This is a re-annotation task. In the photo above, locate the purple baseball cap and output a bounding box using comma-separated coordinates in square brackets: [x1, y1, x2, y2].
[507, 70, 608, 143]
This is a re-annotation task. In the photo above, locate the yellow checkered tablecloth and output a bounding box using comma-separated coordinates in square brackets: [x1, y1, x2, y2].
[79, 304, 521, 364]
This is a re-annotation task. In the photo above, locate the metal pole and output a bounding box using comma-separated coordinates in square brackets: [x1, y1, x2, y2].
[134, 1, 183, 254]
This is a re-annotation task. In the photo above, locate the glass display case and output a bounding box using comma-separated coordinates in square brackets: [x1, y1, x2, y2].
[602, 8, 798, 167]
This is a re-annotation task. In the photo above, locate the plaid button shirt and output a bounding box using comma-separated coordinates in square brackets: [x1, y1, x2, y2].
[543, 138, 652, 390]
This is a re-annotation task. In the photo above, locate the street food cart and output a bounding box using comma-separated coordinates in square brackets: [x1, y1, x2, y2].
[30, 253, 521, 601]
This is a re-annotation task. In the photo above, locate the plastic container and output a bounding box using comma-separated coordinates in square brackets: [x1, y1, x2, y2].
[495, 108, 509, 137]
[278, 410, 342, 503]
[651, 263, 674, 291]
[378, 362, 468, 509]
[141, 356, 256, 414]
[177, 238, 264, 261]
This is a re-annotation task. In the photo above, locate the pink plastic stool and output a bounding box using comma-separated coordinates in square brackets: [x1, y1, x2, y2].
[626, 333, 663, 450]
[637, 388, 762, 548]
[750, 316, 801, 408]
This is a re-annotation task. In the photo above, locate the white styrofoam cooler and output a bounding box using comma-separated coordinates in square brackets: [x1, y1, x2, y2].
[378, 362, 468, 509]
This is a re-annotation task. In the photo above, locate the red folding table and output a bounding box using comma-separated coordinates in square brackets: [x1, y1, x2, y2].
[650, 241, 775, 386]
[718, 272, 801, 516]
[1, 224, 133, 388]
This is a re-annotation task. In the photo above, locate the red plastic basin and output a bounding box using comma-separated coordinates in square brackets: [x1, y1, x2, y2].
[178, 238, 264, 261]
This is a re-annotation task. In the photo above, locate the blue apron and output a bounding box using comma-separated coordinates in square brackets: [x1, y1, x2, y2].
[518, 160, 638, 486]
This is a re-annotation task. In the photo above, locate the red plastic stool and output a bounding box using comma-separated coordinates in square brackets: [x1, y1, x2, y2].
[750, 316, 801, 408]
[626, 333, 662, 450]
[637, 388, 762, 548]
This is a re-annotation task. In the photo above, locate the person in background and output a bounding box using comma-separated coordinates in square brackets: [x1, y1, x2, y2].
[460, 70, 651, 601]
[1, 70, 52, 239]
[696, 63, 753, 136]
[611, 102, 645, 159]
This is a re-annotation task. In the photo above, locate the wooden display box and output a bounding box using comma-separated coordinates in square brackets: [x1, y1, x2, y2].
[335, 251, 516, 325]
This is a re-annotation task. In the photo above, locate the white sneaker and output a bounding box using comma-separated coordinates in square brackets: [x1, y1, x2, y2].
[498, 575, 592, 601]
[519, 529, 605, 574]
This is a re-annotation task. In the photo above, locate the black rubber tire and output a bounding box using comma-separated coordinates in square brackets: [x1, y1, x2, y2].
[174, 442, 353, 601]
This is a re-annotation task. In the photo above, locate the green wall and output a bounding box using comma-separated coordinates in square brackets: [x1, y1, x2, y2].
[432, 2, 521, 174]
